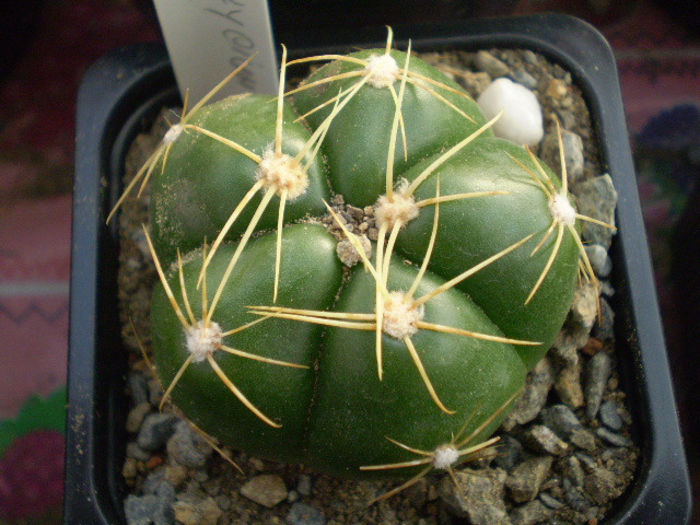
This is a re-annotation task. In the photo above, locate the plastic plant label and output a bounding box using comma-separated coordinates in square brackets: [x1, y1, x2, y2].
[153, 0, 279, 100]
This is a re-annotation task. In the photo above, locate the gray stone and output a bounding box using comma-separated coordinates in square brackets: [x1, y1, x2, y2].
[166, 420, 212, 469]
[539, 492, 564, 509]
[571, 283, 598, 332]
[522, 50, 539, 66]
[457, 71, 492, 97]
[143, 470, 176, 506]
[540, 404, 582, 438]
[562, 455, 585, 488]
[523, 425, 569, 456]
[240, 474, 288, 508]
[506, 456, 553, 502]
[126, 440, 152, 461]
[475, 50, 510, 77]
[569, 427, 597, 452]
[124, 493, 175, 525]
[335, 234, 371, 267]
[584, 352, 612, 419]
[584, 244, 612, 278]
[595, 427, 633, 447]
[287, 502, 326, 525]
[574, 451, 597, 470]
[297, 474, 312, 496]
[137, 413, 177, 451]
[550, 331, 579, 366]
[510, 499, 550, 525]
[574, 174, 618, 248]
[439, 467, 511, 524]
[501, 358, 554, 430]
[126, 402, 152, 434]
[541, 128, 584, 183]
[599, 399, 623, 431]
[128, 371, 150, 406]
[554, 361, 585, 408]
[148, 378, 164, 407]
[173, 496, 222, 525]
[592, 297, 615, 341]
[584, 465, 625, 505]
[492, 434, 523, 471]
[509, 70, 538, 90]
[562, 477, 590, 512]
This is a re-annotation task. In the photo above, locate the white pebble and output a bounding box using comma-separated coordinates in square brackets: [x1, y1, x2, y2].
[477, 77, 543, 146]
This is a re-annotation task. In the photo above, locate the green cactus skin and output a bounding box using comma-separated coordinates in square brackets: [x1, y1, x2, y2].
[143, 42, 588, 483]
[151, 94, 331, 263]
[292, 49, 490, 206]
[396, 137, 579, 368]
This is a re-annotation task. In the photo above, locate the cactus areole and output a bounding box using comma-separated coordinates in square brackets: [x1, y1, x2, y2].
[122, 35, 601, 483]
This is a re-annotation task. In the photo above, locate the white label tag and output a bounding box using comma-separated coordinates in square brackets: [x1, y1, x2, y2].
[153, 0, 279, 102]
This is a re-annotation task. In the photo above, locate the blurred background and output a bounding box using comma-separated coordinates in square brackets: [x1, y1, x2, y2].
[0, 0, 697, 523]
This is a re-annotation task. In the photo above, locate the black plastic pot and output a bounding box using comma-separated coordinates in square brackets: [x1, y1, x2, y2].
[66, 14, 692, 524]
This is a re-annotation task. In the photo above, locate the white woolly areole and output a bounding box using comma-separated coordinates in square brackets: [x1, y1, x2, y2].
[256, 148, 309, 199]
[163, 123, 184, 144]
[432, 444, 460, 470]
[364, 54, 400, 88]
[477, 77, 543, 146]
[549, 192, 576, 226]
[185, 320, 222, 363]
[382, 291, 424, 339]
[375, 191, 419, 231]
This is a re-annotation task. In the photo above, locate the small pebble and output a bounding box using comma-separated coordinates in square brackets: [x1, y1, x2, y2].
[166, 420, 212, 469]
[475, 50, 510, 77]
[599, 399, 623, 431]
[336, 235, 371, 267]
[575, 174, 618, 248]
[287, 502, 325, 525]
[554, 360, 585, 408]
[539, 492, 564, 509]
[126, 441, 152, 461]
[502, 358, 553, 429]
[240, 474, 288, 508]
[584, 466, 624, 505]
[506, 456, 553, 502]
[563, 455, 585, 488]
[297, 474, 312, 496]
[477, 77, 543, 146]
[439, 468, 510, 524]
[592, 298, 615, 341]
[569, 427, 597, 452]
[540, 404, 582, 438]
[126, 402, 152, 434]
[584, 244, 612, 278]
[128, 372, 150, 405]
[595, 427, 632, 447]
[509, 70, 538, 90]
[522, 50, 538, 65]
[510, 499, 550, 525]
[492, 435, 523, 471]
[124, 493, 174, 525]
[137, 413, 177, 451]
[523, 425, 569, 456]
[562, 478, 590, 512]
[571, 283, 598, 331]
[173, 496, 222, 525]
[585, 352, 612, 419]
[541, 128, 584, 183]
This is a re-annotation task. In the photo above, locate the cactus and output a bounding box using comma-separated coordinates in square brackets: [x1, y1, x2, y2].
[114, 31, 614, 493]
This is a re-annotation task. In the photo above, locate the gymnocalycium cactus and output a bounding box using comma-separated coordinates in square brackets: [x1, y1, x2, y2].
[113, 31, 614, 496]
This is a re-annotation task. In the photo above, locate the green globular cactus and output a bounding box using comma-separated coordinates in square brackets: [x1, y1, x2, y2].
[117, 32, 610, 494]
